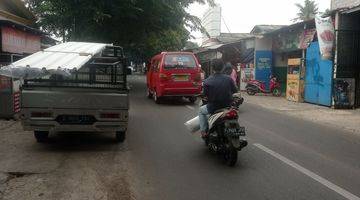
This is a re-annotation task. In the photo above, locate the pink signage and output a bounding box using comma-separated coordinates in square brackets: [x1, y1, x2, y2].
[1, 27, 41, 54]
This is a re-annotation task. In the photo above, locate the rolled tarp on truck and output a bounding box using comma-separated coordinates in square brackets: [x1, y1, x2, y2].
[1, 42, 130, 143]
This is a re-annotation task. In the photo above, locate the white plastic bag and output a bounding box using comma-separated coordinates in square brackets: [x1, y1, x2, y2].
[184, 116, 200, 133]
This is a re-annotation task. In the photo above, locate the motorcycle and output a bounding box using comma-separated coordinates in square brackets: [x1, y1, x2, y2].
[200, 93, 247, 166]
[245, 76, 281, 96]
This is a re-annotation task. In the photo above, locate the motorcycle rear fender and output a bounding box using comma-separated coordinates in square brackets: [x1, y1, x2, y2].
[246, 84, 258, 90]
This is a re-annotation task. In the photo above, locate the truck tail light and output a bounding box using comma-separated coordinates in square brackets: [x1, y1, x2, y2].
[100, 113, 120, 119]
[31, 112, 52, 118]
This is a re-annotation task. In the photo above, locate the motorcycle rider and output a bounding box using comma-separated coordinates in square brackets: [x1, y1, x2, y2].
[223, 62, 238, 86]
[199, 59, 238, 138]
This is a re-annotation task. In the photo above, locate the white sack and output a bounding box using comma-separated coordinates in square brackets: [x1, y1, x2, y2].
[184, 116, 200, 133]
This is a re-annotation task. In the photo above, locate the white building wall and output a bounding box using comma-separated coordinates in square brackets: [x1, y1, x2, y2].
[255, 37, 272, 51]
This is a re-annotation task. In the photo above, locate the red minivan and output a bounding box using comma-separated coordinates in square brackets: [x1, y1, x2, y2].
[146, 52, 202, 103]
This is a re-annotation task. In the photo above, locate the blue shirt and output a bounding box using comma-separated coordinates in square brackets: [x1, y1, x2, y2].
[203, 73, 237, 113]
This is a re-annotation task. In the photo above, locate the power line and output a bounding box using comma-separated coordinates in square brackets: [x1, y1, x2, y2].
[221, 14, 231, 33]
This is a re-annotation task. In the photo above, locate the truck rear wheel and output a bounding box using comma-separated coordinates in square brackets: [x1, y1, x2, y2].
[34, 131, 49, 143]
[115, 131, 126, 143]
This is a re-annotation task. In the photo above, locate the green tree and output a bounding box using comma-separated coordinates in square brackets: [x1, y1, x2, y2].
[293, 0, 319, 22]
[184, 41, 199, 50]
[25, 0, 214, 60]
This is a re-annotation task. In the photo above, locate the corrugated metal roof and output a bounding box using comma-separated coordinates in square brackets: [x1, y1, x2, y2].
[217, 33, 253, 43]
[250, 25, 286, 35]
[12, 42, 109, 70]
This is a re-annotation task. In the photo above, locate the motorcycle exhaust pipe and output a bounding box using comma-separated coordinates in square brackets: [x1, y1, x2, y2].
[237, 139, 248, 151]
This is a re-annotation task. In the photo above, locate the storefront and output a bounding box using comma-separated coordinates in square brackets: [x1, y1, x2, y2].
[195, 38, 255, 88]
[266, 21, 316, 95]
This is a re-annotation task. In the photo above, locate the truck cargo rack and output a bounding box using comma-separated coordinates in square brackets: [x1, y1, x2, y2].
[23, 46, 128, 91]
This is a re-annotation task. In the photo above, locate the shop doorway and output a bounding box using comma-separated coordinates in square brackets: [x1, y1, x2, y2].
[336, 30, 360, 108]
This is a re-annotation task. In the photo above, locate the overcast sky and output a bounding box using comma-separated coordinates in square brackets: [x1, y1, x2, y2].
[188, 0, 330, 43]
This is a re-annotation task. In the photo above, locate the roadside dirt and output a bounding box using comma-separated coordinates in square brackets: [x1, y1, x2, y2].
[0, 120, 135, 200]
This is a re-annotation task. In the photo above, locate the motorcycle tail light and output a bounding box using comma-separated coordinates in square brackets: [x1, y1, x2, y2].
[224, 110, 238, 119]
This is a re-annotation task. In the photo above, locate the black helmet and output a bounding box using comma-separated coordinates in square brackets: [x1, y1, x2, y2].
[211, 59, 224, 72]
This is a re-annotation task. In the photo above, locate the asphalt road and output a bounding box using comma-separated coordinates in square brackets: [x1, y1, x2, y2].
[0, 75, 359, 200]
[126, 75, 360, 200]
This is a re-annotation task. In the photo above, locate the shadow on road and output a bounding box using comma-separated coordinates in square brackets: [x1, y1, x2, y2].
[37, 133, 126, 152]
[150, 97, 199, 106]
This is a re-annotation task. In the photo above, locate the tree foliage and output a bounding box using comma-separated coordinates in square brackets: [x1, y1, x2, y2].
[25, 0, 214, 60]
[293, 0, 319, 22]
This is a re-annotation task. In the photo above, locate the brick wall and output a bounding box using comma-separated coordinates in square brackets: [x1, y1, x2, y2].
[331, 0, 360, 10]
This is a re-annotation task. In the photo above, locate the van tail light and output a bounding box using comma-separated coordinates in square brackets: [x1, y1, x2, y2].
[194, 73, 202, 82]
[31, 112, 52, 118]
[100, 113, 120, 119]
[224, 109, 238, 119]
[159, 73, 169, 81]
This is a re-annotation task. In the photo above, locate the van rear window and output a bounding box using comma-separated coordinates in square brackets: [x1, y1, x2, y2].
[164, 55, 196, 69]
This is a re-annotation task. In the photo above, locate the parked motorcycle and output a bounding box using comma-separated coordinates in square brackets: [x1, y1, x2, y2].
[200, 93, 247, 166]
[245, 76, 281, 96]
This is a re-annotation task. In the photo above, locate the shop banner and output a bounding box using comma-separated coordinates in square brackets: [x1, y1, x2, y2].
[299, 29, 316, 49]
[1, 27, 41, 54]
[255, 51, 272, 89]
[315, 16, 335, 60]
[240, 67, 255, 91]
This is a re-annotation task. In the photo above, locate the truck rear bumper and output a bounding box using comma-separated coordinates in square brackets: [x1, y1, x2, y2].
[21, 108, 128, 133]
[22, 120, 127, 132]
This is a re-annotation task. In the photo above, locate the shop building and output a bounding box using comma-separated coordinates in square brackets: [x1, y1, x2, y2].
[0, 0, 53, 119]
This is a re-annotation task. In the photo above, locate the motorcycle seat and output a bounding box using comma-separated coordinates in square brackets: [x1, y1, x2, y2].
[212, 108, 229, 114]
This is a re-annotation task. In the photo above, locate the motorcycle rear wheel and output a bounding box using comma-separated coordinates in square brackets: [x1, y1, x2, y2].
[223, 148, 238, 167]
[246, 88, 256, 95]
[272, 88, 281, 97]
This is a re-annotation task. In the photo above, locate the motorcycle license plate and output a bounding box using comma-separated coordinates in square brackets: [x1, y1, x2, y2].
[225, 126, 246, 136]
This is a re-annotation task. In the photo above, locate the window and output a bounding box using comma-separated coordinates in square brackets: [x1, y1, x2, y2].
[164, 54, 196, 69]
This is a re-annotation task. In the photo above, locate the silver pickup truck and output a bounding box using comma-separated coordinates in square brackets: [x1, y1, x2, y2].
[20, 45, 129, 142]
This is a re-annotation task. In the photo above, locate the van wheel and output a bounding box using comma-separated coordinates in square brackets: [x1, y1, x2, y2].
[34, 131, 49, 143]
[246, 88, 256, 95]
[189, 97, 197, 104]
[153, 91, 161, 104]
[115, 131, 126, 143]
[147, 89, 153, 99]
